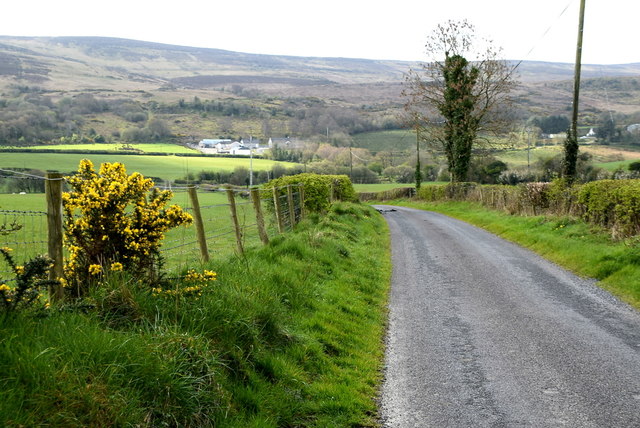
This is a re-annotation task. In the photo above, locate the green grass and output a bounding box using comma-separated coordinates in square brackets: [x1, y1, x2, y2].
[0, 202, 391, 427]
[387, 199, 640, 309]
[0, 152, 297, 181]
[352, 129, 416, 152]
[26, 143, 199, 154]
[595, 159, 634, 171]
[494, 146, 563, 167]
[354, 183, 414, 192]
[0, 193, 47, 211]
[0, 190, 269, 275]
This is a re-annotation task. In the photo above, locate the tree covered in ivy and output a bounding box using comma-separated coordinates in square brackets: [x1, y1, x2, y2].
[403, 20, 517, 182]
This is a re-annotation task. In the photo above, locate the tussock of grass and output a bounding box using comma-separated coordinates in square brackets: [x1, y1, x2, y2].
[396, 200, 640, 309]
[0, 202, 391, 427]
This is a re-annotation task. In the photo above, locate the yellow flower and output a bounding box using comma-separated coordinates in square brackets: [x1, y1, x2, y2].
[0, 284, 10, 292]
[15, 266, 25, 275]
[88, 264, 102, 275]
[1, 247, 12, 253]
[110, 262, 123, 272]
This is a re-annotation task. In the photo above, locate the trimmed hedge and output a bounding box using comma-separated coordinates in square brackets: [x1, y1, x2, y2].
[578, 180, 640, 238]
[410, 180, 640, 238]
[264, 173, 357, 213]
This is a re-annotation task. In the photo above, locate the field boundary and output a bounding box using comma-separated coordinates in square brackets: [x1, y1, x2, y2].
[1, 169, 305, 281]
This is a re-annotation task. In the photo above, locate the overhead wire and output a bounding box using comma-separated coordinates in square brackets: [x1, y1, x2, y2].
[512, 0, 577, 71]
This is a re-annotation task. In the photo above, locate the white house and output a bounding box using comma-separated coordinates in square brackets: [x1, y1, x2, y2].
[627, 124, 640, 133]
[198, 138, 232, 149]
[197, 138, 270, 156]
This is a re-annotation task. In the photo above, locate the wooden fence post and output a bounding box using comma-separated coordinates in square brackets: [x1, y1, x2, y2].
[251, 188, 269, 245]
[45, 172, 64, 302]
[286, 185, 296, 228]
[298, 184, 306, 221]
[272, 186, 285, 233]
[226, 188, 244, 255]
[187, 186, 209, 263]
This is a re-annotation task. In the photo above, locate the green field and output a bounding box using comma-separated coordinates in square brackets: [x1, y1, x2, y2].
[0, 152, 297, 181]
[594, 160, 634, 171]
[25, 143, 199, 154]
[0, 193, 47, 211]
[495, 146, 563, 167]
[352, 129, 416, 152]
[0, 188, 275, 274]
[353, 183, 412, 192]
[0, 189, 228, 212]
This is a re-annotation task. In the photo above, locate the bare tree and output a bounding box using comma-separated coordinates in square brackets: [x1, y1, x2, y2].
[403, 20, 518, 182]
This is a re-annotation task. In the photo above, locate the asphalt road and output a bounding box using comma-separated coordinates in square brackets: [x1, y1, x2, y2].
[375, 205, 640, 428]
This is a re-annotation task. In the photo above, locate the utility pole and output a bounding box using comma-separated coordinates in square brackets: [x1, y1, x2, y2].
[249, 135, 253, 187]
[563, 0, 586, 181]
[415, 124, 422, 189]
[349, 144, 353, 181]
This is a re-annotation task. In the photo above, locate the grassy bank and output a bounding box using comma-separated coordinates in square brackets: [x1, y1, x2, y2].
[0, 202, 391, 427]
[387, 200, 640, 309]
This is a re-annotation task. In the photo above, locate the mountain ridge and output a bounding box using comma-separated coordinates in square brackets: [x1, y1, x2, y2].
[2, 35, 640, 90]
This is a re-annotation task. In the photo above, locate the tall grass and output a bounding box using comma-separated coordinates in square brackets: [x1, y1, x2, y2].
[0, 202, 391, 427]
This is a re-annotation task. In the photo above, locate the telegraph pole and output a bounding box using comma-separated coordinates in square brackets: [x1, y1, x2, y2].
[563, 0, 586, 181]
[415, 124, 422, 189]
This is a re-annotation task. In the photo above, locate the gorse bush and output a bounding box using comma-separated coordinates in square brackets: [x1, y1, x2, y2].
[0, 247, 57, 316]
[62, 160, 192, 295]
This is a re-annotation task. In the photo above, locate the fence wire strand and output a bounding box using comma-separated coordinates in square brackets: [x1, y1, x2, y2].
[1, 178, 304, 276]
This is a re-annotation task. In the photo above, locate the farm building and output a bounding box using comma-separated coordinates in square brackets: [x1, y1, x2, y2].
[197, 138, 270, 156]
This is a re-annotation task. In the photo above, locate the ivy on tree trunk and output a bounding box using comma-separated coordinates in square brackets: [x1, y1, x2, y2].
[440, 54, 479, 182]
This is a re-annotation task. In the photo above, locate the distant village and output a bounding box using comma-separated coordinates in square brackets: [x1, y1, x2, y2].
[195, 137, 298, 156]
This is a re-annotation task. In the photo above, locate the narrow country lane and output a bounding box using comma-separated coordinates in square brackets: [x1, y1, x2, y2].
[376, 205, 640, 427]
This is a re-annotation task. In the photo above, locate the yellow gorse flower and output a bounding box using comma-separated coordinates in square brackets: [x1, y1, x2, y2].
[88, 264, 102, 275]
[61, 160, 192, 291]
[110, 262, 124, 271]
[152, 269, 218, 299]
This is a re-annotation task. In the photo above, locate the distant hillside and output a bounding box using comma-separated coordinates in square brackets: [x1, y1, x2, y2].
[2, 36, 640, 91]
[0, 36, 412, 90]
[1, 36, 640, 147]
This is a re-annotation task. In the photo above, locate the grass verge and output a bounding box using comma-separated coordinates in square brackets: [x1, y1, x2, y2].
[386, 200, 640, 309]
[0, 202, 391, 427]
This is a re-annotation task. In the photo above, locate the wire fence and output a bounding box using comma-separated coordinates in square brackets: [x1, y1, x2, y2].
[0, 169, 304, 278]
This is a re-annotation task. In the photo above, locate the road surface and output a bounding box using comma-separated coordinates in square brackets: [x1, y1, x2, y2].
[376, 205, 640, 427]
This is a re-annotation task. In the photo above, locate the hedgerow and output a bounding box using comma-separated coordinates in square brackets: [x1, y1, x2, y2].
[264, 173, 357, 213]
[578, 179, 640, 238]
[410, 179, 640, 238]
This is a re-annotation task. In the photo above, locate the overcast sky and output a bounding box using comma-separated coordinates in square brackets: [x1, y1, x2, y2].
[3, 0, 637, 64]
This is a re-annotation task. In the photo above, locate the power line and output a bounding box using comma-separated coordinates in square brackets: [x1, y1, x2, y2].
[513, 0, 577, 71]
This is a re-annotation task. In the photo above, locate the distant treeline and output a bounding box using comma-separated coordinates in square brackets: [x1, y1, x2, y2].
[0, 87, 401, 147]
